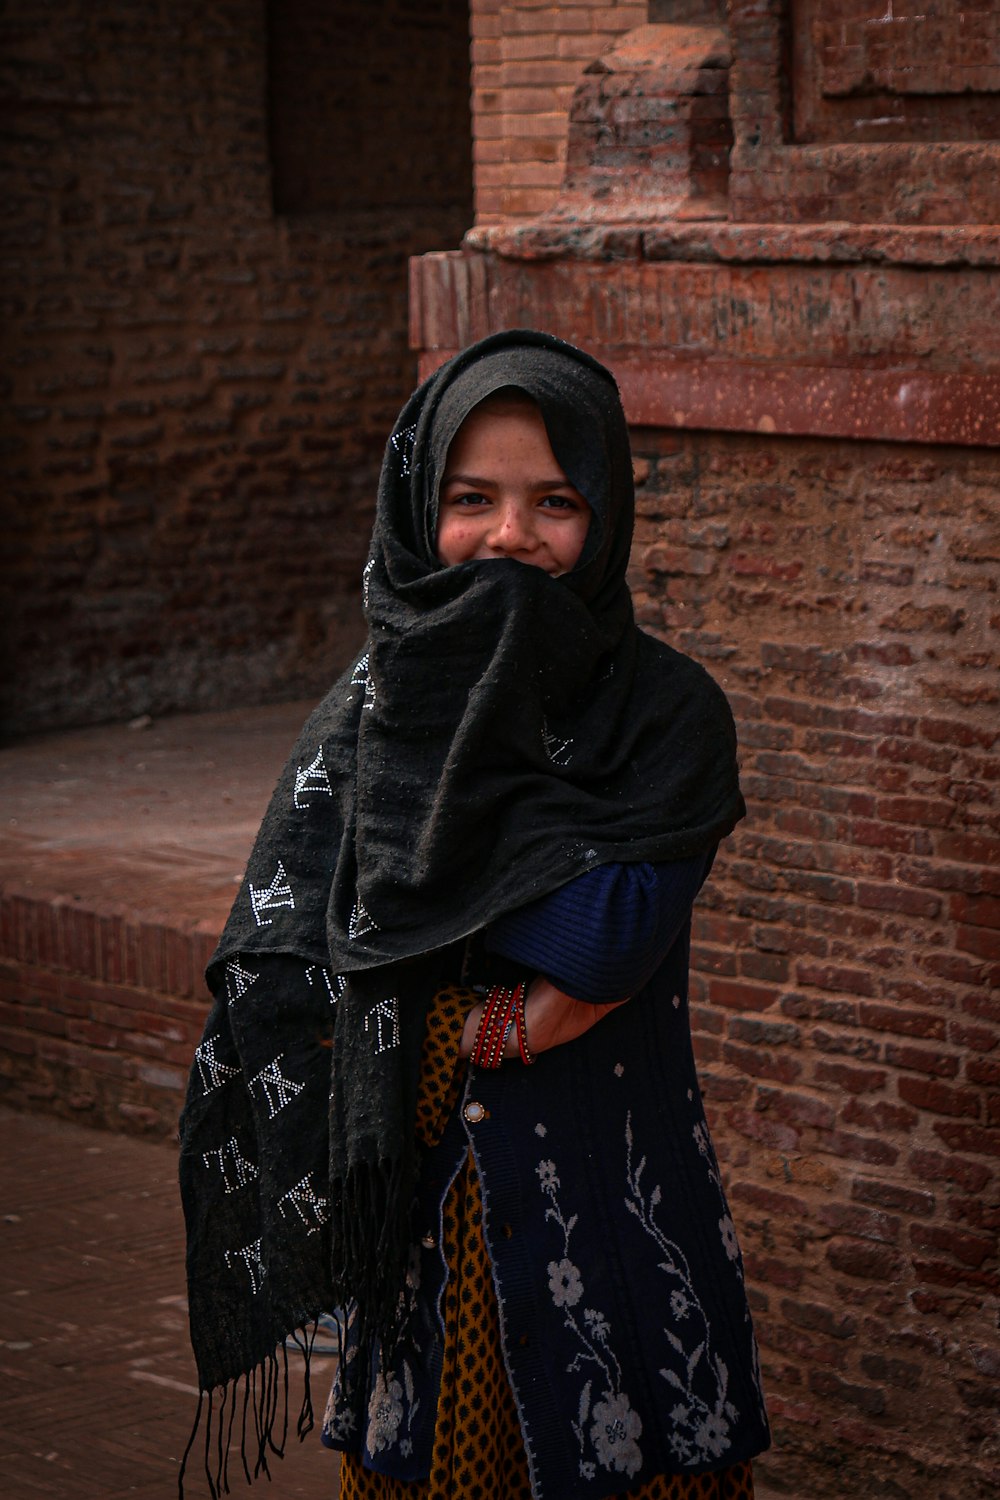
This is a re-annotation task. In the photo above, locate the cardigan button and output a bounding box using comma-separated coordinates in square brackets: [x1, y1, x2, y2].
[420, 1233, 435, 1250]
[464, 1100, 487, 1124]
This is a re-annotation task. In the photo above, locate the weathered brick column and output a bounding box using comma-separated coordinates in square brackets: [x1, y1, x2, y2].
[416, 3, 1000, 1496]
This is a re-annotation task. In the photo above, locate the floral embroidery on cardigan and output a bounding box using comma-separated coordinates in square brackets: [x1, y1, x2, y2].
[366, 1358, 420, 1458]
[692, 1115, 769, 1427]
[536, 1155, 644, 1481]
[624, 1112, 739, 1467]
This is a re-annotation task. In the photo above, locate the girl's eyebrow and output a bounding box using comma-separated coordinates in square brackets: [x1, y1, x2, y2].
[442, 471, 582, 491]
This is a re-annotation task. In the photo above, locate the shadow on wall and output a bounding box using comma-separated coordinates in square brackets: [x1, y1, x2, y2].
[3, 0, 473, 739]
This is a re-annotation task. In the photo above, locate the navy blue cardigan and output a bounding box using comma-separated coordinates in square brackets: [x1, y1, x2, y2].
[310, 856, 771, 1498]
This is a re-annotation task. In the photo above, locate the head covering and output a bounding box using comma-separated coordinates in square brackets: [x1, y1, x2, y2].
[179, 330, 744, 1482]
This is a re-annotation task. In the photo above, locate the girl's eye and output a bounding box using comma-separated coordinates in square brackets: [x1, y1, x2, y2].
[540, 494, 582, 511]
[452, 491, 489, 507]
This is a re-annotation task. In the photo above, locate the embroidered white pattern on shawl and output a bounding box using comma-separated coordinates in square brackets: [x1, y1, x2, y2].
[362, 556, 375, 607]
[194, 1036, 240, 1094]
[225, 1238, 267, 1295]
[203, 1134, 259, 1193]
[305, 964, 346, 1003]
[277, 1172, 329, 1235]
[542, 717, 574, 767]
[249, 860, 295, 927]
[225, 958, 257, 1004]
[536, 1152, 643, 1480]
[349, 653, 376, 713]
[349, 896, 378, 940]
[294, 747, 333, 808]
[390, 422, 417, 476]
[251, 1054, 305, 1118]
[365, 996, 400, 1054]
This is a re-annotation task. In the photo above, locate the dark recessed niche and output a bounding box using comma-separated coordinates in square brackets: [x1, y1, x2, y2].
[267, 0, 473, 215]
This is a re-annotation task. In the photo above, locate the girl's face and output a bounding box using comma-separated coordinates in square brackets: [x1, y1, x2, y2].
[436, 396, 591, 576]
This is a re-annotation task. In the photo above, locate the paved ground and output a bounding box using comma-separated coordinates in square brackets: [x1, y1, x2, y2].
[0, 701, 313, 930]
[0, 1106, 341, 1500]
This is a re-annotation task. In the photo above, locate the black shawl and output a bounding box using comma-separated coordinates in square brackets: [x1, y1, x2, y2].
[179, 329, 744, 1486]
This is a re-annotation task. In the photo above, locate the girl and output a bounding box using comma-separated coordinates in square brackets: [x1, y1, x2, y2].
[180, 330, 769, 1500]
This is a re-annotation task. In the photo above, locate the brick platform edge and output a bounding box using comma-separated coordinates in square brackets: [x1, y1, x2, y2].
[0, 892, 216, 1135]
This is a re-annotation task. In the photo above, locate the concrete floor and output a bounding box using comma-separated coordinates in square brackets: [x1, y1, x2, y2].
[0, 1105, 341, 1499]
[0, 700, 313, 931]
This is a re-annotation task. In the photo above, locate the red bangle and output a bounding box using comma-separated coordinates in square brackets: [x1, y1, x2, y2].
[514, 984, 534, 1066]
[471, 985, 520, 1069]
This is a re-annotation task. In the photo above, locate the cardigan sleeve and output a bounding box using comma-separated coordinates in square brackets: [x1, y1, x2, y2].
[484, 852, 713, 1005]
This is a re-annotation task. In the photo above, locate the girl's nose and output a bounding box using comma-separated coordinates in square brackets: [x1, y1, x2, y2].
[488, 500, 536, 555]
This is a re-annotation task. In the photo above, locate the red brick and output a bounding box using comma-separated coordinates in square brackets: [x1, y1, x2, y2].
[728, 1016, 801, 1047]
[910, 1222, 996, 1269]
[730, 1182, 810, 1218]
[908, 1148, 992, 1193]
[797, 962, 878, 998]
[898, 1075, 981, 1119]
[35, 1034, 136, 1080]
[920, 717, 997, 752]
[956, 924, 1000, 962]
[841, 1097, 918, 1134]
[691, 944, 739, 976]
[699, 1070, 750, 1104]
[826, 1236, 905, 1283]
[879, 978, 953, 1011]
[722, 1041, 803, 1084]
[744, 1251, 805, 1290]
[857, 1003, 947, 1041]
[967, 1058, 1000, 1087]
[858, 1352, 922, 1389]
[814, 1061, 887, 1094]
[690, 1003, 726, 1037]
[808, 1367, 887, 1417]
[64, 1019, 123, 1051]
[823, 1131, 900, 1167]
[950, 892, 1000, 929]
[816, 1202, 900, 1244]
[923, 951, 993, 986]
[755, 1085, 836, 1130]
[708, 978, 779, 1012]
[727, 1106, 801, 1152]
[739, 950, 790, 983]
[850, 818, 935, 855]
[779, 1297, 857, 1341]
[876, 796, 955, 828]
[857, 881, 942, 918]
[0, 1026, 38, 1057]
[936, 831, 1000, 867]
[911, 1257, 1000, 1293]
[933, 1121, 1000, 1159]
[962, 993, 1000, 1026]
[851, 1175, 936, 1217]
[883, 1042, 960, 1078]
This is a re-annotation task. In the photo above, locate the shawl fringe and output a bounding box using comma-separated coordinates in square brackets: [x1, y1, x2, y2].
[330, 1156, 412, 1360]
[179, 1324, 332, 1497]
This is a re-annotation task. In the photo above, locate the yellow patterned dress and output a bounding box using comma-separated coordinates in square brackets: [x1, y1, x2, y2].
[338, 990, 755, 1500]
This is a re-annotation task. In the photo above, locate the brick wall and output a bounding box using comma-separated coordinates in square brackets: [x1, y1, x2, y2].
[628, 429, 999, 1499]
[0, 897, 217, 1133]
[2, 0, 472, 736]
[471, 0, 647, 222]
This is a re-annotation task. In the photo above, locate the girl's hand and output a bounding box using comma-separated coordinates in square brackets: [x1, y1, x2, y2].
[459, 977, 628, 1060]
